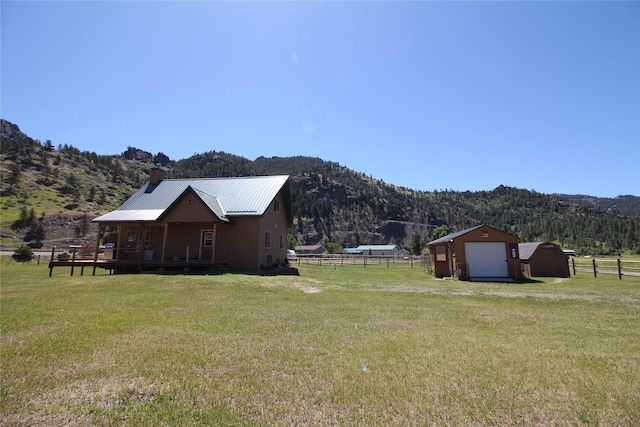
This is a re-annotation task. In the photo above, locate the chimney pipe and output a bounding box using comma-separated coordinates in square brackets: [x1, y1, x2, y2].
[149, 167, 166, 185]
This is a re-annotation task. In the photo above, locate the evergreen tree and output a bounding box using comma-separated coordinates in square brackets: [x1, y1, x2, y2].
[77, 213, 91, 237]
[410, 231, 422, 255]
[7, 163, 21, 193]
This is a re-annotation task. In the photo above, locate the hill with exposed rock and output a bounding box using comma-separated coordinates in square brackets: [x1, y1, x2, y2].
[2, 119, 639, 255]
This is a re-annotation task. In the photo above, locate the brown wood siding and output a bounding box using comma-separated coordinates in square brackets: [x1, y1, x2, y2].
[431, 244, 452, 277]
[163, 189, 222, 223]
[527, 246, 569, 277]
[163, 223, 207, 261]
[257, 192, 291, 268]
[216, 217, 260, 269]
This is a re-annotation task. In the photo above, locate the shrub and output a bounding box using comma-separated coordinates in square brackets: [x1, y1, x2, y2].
[12, 245, 33, 262]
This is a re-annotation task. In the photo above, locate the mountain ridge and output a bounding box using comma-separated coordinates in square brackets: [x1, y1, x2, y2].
[2, 119, 639, 255]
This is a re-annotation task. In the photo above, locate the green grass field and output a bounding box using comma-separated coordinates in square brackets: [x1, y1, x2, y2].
[2, 259, 639, 426]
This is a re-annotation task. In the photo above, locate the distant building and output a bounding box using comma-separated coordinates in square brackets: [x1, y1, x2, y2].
[295, 244, 326, 255]
[356, 245, 402, 257]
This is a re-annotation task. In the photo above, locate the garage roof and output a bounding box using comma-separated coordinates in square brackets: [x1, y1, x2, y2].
[427, 225, 483, 245]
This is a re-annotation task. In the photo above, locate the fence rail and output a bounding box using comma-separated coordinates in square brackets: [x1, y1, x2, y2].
[291, 254, 431, 268]
[571, 258, 640, 279]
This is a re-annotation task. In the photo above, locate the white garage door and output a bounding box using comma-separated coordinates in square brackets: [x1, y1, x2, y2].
[464, 242, 508, 278]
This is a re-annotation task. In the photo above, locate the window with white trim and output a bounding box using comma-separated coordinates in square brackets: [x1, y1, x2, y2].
[202, 230, 214, 248]
[274, 199, 280, 212]
[279, 234, 284, 249]
[265, 231, 271, 248]
[126, 231, 137, 251]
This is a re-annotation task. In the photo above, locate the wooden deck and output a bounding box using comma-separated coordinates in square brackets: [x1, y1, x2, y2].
[48, 258, 234, 276]
[47, 246, 233, 276]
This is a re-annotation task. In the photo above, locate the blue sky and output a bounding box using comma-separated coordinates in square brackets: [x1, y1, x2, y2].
[2, 1, 639, 198]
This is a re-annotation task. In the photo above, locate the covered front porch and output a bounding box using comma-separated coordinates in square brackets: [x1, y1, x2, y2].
[48, 220, 230, 275]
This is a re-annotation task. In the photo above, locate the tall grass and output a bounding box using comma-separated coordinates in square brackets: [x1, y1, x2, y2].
[2, 260, 639, 425]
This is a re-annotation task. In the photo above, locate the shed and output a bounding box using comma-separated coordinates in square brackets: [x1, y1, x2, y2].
[519, 242, 569, 278]
[427, 225, 523, 281]
[295, 244, 326, 255]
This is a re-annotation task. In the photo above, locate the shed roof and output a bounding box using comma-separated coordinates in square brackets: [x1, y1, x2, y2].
[518, 242, 560, 261]
[94, 175, 290, 223]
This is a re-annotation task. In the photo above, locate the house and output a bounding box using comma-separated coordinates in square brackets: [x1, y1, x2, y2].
[92, 168, 292, 272]
[295, 244, 326, 255]
[356, 244, 402, 257]
[426, 225, 523, 281]
[519, 242, 569, 278]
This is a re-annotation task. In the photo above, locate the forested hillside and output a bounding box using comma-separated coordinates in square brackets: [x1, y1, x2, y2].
[170, 151, 640, 255]
[2, 119, 639, 255]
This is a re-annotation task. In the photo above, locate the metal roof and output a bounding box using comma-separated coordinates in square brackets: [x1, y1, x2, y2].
[427, 225, 484, 246]
[518, 242, 559, 260]
[356, 245, 399, 251]
[94, 175, 289, 223]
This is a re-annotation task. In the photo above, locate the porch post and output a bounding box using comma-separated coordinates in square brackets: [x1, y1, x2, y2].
[115, 226, 122, 261]
[92, 224, 102, 275]
[211, 223, 217, 267]
[161, 223, 169, 263]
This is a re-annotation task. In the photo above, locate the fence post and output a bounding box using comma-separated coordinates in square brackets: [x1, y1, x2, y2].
[70, 248, 77, 276]
[592, 258, 597, 278]
[49, 247, 56, 277]
[618, 258, 622, 280]
[572, 258, 576, 276]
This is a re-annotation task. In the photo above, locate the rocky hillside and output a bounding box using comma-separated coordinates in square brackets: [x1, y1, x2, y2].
[2, 119, 639, 255]
[0, 120, 157, 249]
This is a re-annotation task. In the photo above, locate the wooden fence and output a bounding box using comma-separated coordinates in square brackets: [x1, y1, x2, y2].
[570, 258, 640, 280]
[291, 254, 431, 269]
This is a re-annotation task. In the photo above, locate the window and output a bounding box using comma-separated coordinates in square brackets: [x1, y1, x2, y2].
[202, 230, 214, 248]
[279, 234, 284, 249]
[265, 231, 271, 248]
[274, 199, 280, 212]
[126, 231, 137, 250]
[436, 246, 447, 261]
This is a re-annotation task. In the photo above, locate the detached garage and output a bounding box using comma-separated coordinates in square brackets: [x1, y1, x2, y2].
[519, 242, 569, 278]
[427, 225, 523, 282]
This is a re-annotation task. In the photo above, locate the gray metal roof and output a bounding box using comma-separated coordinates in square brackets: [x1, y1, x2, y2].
[427, 225, 483, 246]
[518, 242, 559, 260]
[94, 175, 289, 223]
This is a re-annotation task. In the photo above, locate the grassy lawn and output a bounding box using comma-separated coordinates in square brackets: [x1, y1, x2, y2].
[2, 260, 639, 426]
